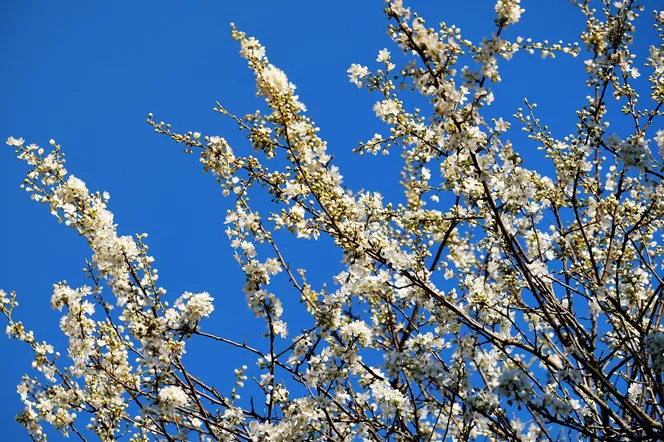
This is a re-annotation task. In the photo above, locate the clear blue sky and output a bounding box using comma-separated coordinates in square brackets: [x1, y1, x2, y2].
[0, 1, 657, 440]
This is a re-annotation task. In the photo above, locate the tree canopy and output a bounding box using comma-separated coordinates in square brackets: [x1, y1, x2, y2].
[3, 0, 664, 440]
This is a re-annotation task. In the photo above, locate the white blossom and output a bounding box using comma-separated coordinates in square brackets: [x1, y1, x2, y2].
[157, 386, 189, 415]
[347, 63, 369, 87]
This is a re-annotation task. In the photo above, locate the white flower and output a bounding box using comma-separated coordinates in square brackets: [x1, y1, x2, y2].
[373, 99, 399, 120]
[494, 117, 509, 132]
[0, 289, 8, 306]
[495, 0, 524, 25]
[340, 320, 373, 347]
[376, 49, 391, 63]
[6, 136, 24, 146]
[389, 0, 411, 19]
[175, 292, 215, 326]
[157, 385, 189, 415]
[370, 378, 411, 418]
[240, 36, 266, 60]
[259, 65, 290, 97]
[347, 63, 369, 87]
[272, 319, 287, 337]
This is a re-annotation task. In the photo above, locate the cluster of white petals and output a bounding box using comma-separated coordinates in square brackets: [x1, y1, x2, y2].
[156, 386, 189, 416]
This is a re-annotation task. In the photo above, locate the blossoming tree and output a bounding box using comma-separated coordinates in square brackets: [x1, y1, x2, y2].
[3, 0, 664, 440]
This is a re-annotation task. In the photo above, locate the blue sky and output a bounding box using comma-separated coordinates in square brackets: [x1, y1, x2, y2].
[0, 1, 658, 440]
